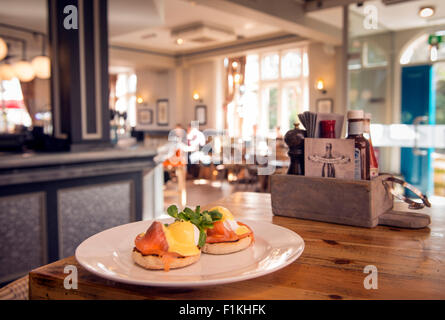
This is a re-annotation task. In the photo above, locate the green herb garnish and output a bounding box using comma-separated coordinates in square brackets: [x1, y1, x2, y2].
[166, 205, 222, 247]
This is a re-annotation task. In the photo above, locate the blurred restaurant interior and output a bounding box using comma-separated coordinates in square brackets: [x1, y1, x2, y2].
[1, 0, 445, 286]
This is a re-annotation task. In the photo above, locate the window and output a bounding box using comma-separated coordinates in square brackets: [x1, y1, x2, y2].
[0, 77, 32, 131]
[238, 46, 309, 138]
[400, 31, 445, 65]
[114, 73, 137, 127]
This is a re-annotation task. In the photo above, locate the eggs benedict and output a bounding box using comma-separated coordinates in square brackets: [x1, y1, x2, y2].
[132, 220, 201, 271]
[202, 206, 254, 255]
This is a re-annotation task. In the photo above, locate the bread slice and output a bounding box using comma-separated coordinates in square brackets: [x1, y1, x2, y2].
[201, 235, 253, 255]
[132, 249, 201, 270]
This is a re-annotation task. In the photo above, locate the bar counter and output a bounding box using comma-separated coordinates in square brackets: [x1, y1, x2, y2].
[29, 192, 445, 300]
[0, 144, 164, 284]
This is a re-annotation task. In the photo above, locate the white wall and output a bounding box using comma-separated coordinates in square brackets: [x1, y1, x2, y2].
[180, 60, 220, 130]
[135, 68, 178, 130]
[308, 42, 339, 113]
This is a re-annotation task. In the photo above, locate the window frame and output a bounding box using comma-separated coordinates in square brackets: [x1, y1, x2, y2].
[248, 44, 309, 136]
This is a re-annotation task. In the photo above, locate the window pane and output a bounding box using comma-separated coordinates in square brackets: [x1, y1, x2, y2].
[282, 85, 302, 132]
[261, 53, 279, 80]
[262, 86, 278, 130]
[245, 55, 259, 84]
[281, 50, 301, 78]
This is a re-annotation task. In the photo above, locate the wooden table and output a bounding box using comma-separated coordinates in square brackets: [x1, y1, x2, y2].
[29, 192, 445, 300]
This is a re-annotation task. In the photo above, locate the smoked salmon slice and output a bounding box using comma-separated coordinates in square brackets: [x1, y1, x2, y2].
[206, 220, 253, 244]
[134, 221, 169, 255]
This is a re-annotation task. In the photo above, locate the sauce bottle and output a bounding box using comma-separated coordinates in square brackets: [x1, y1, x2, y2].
[320, 120, 336, 138]
[364, 113, 379, 179]
[346, 110, 370, 180]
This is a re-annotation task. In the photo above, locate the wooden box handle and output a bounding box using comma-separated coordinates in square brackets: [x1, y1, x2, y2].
[378, 210, 431, 229]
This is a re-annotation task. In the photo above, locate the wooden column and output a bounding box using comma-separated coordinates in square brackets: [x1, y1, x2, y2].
[48, 0, 110, 150]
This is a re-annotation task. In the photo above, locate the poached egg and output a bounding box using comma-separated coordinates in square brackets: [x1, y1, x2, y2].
[162, 220, 200, 256]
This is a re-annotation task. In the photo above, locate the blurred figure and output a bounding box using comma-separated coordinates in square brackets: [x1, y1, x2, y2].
[186, 122, 205, 178]
[275, 126, 283, 139]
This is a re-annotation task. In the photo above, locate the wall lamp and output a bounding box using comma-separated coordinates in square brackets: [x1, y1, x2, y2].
[193, 91, 202, 102]
[316, 79, 327, 94]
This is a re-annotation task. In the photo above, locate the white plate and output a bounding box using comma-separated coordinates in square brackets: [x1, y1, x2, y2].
[75, 219, 304, 287]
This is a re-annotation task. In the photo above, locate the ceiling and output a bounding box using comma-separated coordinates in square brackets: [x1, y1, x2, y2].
[0, 0, 281, 55]
[109, 0, 280, 54]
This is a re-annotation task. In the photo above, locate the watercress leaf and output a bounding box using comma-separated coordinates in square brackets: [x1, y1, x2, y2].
[183, 207, 195, 218]
[208, 210, 222, 221]
[198, 229, 207, 248]
[167, 205, 179, 219]
[202, 222, 214, 229]
[202, 213, 212, 223]
[178, 212, 189, 221]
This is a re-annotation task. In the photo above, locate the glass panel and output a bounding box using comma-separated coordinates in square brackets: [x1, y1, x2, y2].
[261, 53, 279, 80]
[281, 50, 301, 78]
[363, 41, 387, 67]
[348, 68, 387, 124]
[262, 86, 278, 131]
[435, 62, 445, 125]
[245, 55, 259, 85]
[281, 85, 301, 133]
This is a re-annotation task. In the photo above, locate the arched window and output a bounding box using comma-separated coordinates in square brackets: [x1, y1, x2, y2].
[400, 31, 445, 65]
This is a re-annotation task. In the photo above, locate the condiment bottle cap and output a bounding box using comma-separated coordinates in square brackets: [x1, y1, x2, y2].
[364, 113, 372, 120]
[347, 110, 364, 119]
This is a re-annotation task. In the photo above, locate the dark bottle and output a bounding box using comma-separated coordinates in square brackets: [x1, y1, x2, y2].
[346, 110, 370, 180]
[284, 123, 306, 175]
[364, 113, 379, 179]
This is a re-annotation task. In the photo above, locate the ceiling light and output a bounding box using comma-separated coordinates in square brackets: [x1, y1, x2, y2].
[14, 61, 35, 82]
[232, 61, 238, 69]
[419, 6, 435, 18]
[176, 38, 184, 45]
[31, 56, 51, 79]
[0, 38, 7, 61]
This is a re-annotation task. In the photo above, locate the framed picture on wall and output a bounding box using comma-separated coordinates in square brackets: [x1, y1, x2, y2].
[156, 99, 169, 126]
[316, 98, 334, 113]
[137, 107, 153, 125]
[195, 105, 207, 125]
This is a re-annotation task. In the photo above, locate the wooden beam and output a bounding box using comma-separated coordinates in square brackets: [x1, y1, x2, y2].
[304, 0, 365, 13]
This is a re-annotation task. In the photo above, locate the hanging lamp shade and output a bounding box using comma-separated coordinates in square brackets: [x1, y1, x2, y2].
[31, 55, 51, 79]
[0, 64, 16, 80]
[14, 60, 35, 82]
[0, 38, 7, 61]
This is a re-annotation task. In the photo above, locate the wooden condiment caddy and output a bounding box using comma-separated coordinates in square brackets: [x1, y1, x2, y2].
[270, 174, 431, 229]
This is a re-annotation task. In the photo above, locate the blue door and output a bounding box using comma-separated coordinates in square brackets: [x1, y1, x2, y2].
[401, 65, 435, 196]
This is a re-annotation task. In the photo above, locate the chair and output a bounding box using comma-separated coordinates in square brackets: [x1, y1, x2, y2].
[0, 275, 29, 300]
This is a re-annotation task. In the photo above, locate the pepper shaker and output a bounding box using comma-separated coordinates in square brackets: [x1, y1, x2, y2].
[284, 123, 306, 175]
